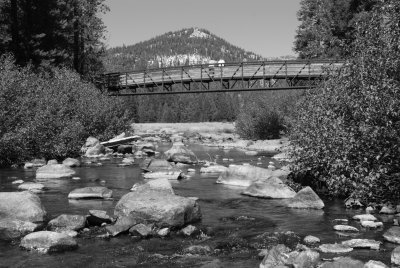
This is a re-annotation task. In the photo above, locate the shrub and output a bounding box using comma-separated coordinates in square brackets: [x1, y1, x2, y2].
[235, 90, 301, 140]
[289, 1, 400, 203]
[0, 55, 131, 166]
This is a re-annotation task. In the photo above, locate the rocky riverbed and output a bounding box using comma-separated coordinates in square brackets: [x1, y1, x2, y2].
[0, 124, 399, 267]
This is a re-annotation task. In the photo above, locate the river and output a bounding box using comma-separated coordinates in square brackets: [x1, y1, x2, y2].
[0, 143, 395, 267]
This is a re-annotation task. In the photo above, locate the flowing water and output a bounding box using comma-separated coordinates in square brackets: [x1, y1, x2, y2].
[0, 143, 395, 267]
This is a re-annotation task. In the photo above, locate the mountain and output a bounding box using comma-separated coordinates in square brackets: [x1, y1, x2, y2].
[103, 27, 267, 72]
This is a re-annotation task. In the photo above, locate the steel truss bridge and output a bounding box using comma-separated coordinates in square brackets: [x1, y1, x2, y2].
[96, 60, 344, 96]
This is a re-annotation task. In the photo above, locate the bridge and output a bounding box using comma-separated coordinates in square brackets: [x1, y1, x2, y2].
[96, 60, 344, 96]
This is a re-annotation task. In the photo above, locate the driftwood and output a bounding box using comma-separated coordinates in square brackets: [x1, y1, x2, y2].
[100, 135, 141, 147]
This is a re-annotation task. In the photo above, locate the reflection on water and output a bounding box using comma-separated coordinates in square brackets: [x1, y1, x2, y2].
[0, 144, 393, 267]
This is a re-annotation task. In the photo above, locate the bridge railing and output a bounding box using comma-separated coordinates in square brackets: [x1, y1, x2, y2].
[97, 59, 345, 93]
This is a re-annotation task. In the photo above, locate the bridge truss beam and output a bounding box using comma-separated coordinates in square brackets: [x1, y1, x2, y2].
[96, 60, 344, 96]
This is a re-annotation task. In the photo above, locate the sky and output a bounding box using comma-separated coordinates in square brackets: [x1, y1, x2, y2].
[102, 0, 301, 58]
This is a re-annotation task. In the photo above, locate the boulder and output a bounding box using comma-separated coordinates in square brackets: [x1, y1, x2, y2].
[18, 182, 45, 193]
[48, 214, 87, 231]
[364, 260, 388, 268]
[0, 218, 40, 240]
[383, 226, 400, 244]
[114, 190, 201, 228]
[83, 136, 100, 148]
[81, 136, 105, 156]
[157, 228, 170, 237]
[105, 216, 137, 236]
[216, 165, 273, 187]
[333, 225, 359, 232]
[287, 186, 324, 209]
[181, 225, 197, 236]
[20, 231, 78, 253]
[62, 158, 81, 167]
[345, 197, 363, 208]
[0, 192, 46, 222]
[287, 250, 320, 268]
[392, 246, 400, 266]
[47, 159, 58, 165]
[319, 243, 353, 253]
[259, 244, 291, 268]
[320, 257, 363, 268]
[36, 164, 76, 179]
[85, 143, 106, 156]
[366, 206, 375, 213]
[341, 239, 381, 250]
[360, 221, 383, 228]
[142, 159, 177, 172]
[200, 165, 228, 174]
[130, 178, 174, 195]
[164, 143, 197, 164]
[68, 187, 113, 200]
[380, 206, 396, 214]
[353, 214, 377, 221]
[129, 223, 153, 237]
[303, 235, 320, 245]
[242, 177, 296, 199]
[24, 159, 46, 169]
[87, 210, 112, 226]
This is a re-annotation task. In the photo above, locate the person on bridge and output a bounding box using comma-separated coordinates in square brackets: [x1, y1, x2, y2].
[208, 60, 217, 77]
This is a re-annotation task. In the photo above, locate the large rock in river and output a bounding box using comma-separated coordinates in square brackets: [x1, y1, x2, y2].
[164, 142, 197, 164]
[68, 187, 113, 200]
[36, 164, 76, 179]
[81, 136, 105, 156]
[383, 226, 400, 244]
[62, 158, 81, 167]
[242, 177, 296, 199]
[114, 188, 201, 228]
[216, 164, 279, 187]
[141, 159, 183, 180]
[48, 214, 87, 231]
[287, 186, 324, 209]
[0, 218, 40, 240]
[0, 192, 46, 222]
[200, 165, 228, 174]
[143, 159, 176, 172]
[131, 178, 175, 195]
[20, 231, 78, 253]
[18, 182, 45, 193]
[392, 246, 400, 266]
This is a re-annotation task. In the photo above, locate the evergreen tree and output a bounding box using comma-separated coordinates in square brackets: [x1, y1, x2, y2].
[0, 0, 108, 77]
[294, 0, 378, 59]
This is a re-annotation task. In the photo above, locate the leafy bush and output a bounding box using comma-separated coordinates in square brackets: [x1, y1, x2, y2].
[235, 90, 301, 140]
[0, 55, 131, 166]
[289, 1, 400, 203]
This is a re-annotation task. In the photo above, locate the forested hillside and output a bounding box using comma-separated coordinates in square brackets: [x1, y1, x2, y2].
[103, 27, 265, 72]
[102, 27, 296, 123]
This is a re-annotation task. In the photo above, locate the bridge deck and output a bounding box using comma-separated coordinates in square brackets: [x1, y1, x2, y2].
[98, 60, 344, 95]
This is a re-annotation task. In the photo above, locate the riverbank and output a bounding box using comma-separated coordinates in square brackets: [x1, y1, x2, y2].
[132, 122, 289, 156]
